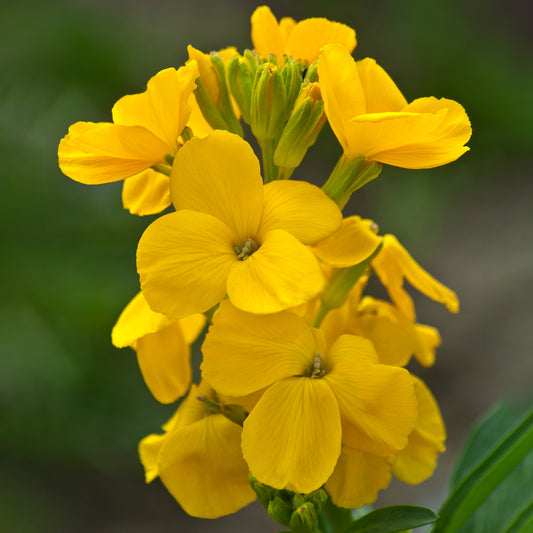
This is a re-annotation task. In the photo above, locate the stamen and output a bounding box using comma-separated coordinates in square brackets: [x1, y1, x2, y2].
[310, 353, 325, 379]
[234, 237, 259, 260]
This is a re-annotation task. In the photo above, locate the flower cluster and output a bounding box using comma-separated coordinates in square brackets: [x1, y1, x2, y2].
[59, 4, 470, 526]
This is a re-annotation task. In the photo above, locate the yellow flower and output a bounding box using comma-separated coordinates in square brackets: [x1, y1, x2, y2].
[325, 376, 445, 508]
[137, 130, 342, 318]
[372, 234, 459, 321]
[251, 5, 356, 65]
[139, 381, 256, 518]
[58, 62, 200, 215]
[202, 301, 417, 494]
[111, 292, 205, 403]
[318, 44, 472, 169]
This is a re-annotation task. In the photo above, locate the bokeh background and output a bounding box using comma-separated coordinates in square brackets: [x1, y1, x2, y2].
[1, 0, 532, 531]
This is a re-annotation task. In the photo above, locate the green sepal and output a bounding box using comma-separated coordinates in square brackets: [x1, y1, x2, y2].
[226, 54, 254, 124]
[193, 77, 231, 131]
[209, 52, 243, 136]
[305, 60, 319, 83]
[249, 473, 276, 509]
[281, 56, 303, 121]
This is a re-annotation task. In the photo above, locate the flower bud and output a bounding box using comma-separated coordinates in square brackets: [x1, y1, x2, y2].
[268, 496, 293, 527]
[289, 502, 318, 533]
[274, 82, 326, 169]
[249, 474, 276, 509]
[250, 62, 288, 141]
[226, 54, 254, 124]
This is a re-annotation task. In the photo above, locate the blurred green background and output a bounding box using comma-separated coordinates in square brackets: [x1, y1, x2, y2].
[1, 0, 531, 531]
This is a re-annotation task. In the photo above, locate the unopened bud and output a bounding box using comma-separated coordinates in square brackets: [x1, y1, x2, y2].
[250, 62, 287, 141]
[249, 474, 276, 509]
[289, 502, 317, 533]
[268, 496, 293, 527]
[226, 54, 254, 124]
[274, 82, 326, 169]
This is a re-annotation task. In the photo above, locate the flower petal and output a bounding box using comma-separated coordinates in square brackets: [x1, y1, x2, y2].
[112, 63, 199, 153]
[251, 5, 285, 60]
[345, 101, 471, 168]
[58, 121, 169, 184]
[324, 335, 417, 455]
[287, 18, 356, 64]
[171, 131, 263, 244]
[242, 377, 342, 493]
[159, 394, 255, 518]
[312, 216, 382, 267]
[202, 300, 315, 396]
[136, 322, 191, 404]
[137, 210, 236, 319]
[326, 447, 392, 509]
[122, 168, 171, 216]
[111, 292, 173, 348]
[355, 58, 407, 113]
[259, 180, 342, 245]
[227, 229, 324, 314]
[392, 377, 446, 484]
[372, 234, 459, 320]
[318, 44, 366, 152]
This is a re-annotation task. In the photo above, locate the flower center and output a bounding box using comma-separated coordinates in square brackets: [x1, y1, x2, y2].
[234, 237, 259, 261]
[309, 353, 325, 379]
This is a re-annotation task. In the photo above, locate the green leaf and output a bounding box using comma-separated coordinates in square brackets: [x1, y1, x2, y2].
[504, 501, 533, 532]
[343, 505, 438, 533]
[434, 404, 533, 533]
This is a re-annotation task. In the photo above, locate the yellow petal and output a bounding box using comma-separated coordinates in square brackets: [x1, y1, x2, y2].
[279, 17, 297, 44]
[179, 313, 206, 345]
[259, 180, 342, 245]
[111, 292, 173, 348]
[345, 100, 471, 168]
[121, 168, 171, 216]
[186, 89, 213, 137]
[286, 18, 356, 64]
[137, 210, 236, 319]
[318, 44, 366, 152]
[202, 300, 315, 396]
[112, 63, 199, 153]
[372, 234, 459, 320]
[392, 377, 446, 484]
[171, 130, 263, 244]
[159, 412, 255, 518]
[139, 406, 182, 482]
[187, 46, 221, 105]
[326, 447, 392, 509]
[251, 5, 285, 61]
[324, 335, 417, 455]
[414, 324, 441, 367]
[242, 377, 342, 493]
[58, 122, 169, 184]
[312, 216, 382, 267]
[227, 229, 324, 314]
[136, 322, 191, 404]
[355, 58, 407, 113]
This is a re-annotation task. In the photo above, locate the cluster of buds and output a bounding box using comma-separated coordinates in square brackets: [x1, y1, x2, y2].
[58, 4, 471, 530]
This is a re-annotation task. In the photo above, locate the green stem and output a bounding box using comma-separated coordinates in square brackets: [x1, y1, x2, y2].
[260, 138, 279, 182]
[151, 163, 171, 176]
[312, 303, 329, 328]
[277, 165, 295, 180]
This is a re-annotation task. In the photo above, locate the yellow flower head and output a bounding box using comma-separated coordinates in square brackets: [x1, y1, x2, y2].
[58, 62, 200, 215]
[137, 130, 342, 318]
[111, 292, 205, 403]
[202, 301, 417, 494]
[318, 44, 472, 169]
[251, 5, 356, 65]
[139, 381, 255, 518]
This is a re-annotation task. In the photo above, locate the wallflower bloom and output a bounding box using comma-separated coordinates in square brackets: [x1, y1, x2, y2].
[137, 130, 342, 318]
[251, 5, 356, 65]
[58, 62, 200, 215]
[111, 292, 205, 403]
[318, 44, 472, 169]
[139, 381, 255, 518]
[202, 301, 417, 494]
